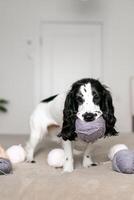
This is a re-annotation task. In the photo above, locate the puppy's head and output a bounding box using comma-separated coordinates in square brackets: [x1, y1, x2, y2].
[59, 78, 118, 141]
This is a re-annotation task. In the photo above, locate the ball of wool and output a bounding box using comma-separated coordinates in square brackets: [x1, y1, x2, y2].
[6, 144, 26, 164]
[75, 116, 106, 143]
[47, 148, 65, 168]
[0, 158, 12, 175]
[108, 144, 128, 161]
[112, 149, 134, 174]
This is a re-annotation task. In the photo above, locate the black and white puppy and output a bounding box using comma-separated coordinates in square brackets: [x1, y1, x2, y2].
[26, 78, 117, 172]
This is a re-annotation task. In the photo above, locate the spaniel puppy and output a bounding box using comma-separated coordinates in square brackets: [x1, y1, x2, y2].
[26, 78, 117, 172]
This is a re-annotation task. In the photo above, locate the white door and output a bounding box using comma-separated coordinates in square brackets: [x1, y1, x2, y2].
[39, 22, 102, 99]
[130, 77, 134, 131]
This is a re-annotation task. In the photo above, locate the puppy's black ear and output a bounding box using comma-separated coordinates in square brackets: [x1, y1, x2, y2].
[101, 87, 118, 136]
[58, 89, 78, 141]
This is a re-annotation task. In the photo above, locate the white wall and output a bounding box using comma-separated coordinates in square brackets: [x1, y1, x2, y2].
[0, 0, 134, 134]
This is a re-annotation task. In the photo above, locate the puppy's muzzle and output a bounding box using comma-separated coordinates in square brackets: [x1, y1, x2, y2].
[82, 112, 97, 122]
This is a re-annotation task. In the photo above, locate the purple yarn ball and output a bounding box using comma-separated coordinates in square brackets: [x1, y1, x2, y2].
[0, 157, 12, 175]
[75, 116, 106, 143]
[112, 150, 134, 174]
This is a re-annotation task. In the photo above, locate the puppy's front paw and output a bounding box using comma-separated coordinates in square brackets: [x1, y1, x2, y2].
[63, 160, 74, 173]
[83, 156, 98, 168]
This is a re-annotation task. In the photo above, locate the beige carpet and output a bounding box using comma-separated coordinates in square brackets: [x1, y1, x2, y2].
[0, 133, 134, 200]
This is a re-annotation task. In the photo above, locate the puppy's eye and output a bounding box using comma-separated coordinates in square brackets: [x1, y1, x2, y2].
[76, 96, 83, 104]
[93, 94, 100, 102]
[94, 94, 99, 99]
[92, 91, 100, 101]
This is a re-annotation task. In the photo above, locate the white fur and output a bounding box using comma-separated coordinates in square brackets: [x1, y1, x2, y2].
[25, 93, 66, 163]
[77, 83, 102, 120]
[108, 144, 128, 161]
[83, 143, 94, 168]
[26, 83, 101, 172]
[62, 140, 74, 172]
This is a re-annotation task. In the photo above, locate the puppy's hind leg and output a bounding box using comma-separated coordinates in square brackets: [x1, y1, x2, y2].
[25, 126, 48, 163]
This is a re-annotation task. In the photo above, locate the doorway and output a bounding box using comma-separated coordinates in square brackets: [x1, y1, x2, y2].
[39, 21, 102, 99]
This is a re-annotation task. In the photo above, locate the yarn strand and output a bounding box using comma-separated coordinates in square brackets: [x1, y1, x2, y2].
[0, 169, 7, 175]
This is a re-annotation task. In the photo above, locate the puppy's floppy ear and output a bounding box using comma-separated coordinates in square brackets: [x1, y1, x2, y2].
[101, 87, 118, 136]
[58, 89, 78, 141]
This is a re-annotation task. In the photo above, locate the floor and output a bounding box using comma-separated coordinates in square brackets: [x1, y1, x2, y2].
[0, 133, 134, 200]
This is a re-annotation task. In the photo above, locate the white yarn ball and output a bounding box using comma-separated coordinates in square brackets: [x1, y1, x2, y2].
[47, 148, 65, 168]
[6, 144, 26, 164]
[108, 144, 128, 161]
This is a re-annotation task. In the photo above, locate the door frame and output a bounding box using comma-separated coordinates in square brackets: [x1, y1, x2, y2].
[34, 20, 103, 105]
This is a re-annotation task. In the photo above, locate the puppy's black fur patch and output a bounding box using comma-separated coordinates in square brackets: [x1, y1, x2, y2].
[41, 94, 58, 103]
[58, 78, 118, 141]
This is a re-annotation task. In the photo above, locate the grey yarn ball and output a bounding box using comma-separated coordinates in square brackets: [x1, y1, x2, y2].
[0, 157, 13, 175]
[75, 116, 106, 143]
[112, 150, 134, 174]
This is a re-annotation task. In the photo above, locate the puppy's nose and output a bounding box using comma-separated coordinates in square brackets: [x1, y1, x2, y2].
[83, 112, 96, 122]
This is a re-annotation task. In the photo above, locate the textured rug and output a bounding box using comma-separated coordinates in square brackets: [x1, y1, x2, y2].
[0, 133, 134, 200]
